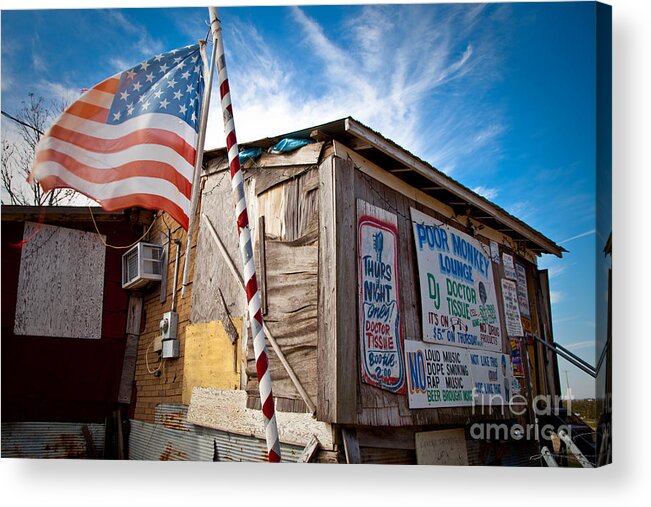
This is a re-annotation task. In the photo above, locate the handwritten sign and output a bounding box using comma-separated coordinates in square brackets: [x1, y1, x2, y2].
[469, 350, 512, 404]
[515, 262, 531, 318]
[405, 340, 512, 408]
[357, 200, 405, 393]
[411, 208, 502, 352]
[502, 252, 517, 280]
[490, 240, 500, 264]
[415, 429, 469, 465]
[405, 341, 474, 408]
[501, 278, 524, 337]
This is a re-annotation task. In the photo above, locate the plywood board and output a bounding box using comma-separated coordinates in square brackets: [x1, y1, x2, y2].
[14, 221, 106, 339]
[182, 320, 242, 404]
[191, 172, 247, 323]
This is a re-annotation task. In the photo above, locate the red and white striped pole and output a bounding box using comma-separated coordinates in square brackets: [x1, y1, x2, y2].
[208, 7, 281, 462]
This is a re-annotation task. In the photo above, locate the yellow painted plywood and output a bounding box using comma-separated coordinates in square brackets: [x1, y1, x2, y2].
[182, 319, 242, 404]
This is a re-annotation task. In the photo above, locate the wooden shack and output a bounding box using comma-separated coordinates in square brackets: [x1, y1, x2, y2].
[127, 117, 564, 464]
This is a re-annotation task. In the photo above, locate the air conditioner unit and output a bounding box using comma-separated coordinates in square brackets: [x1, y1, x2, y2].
[121, 242, 164, 290]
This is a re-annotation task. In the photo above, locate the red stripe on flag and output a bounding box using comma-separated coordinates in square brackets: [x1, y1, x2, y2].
[39, 174, 189, 230]
[35, 149, 192, 198]
[94, 77, 120, 94]
[65, 101, 110, 123]
[253, 309, 263, 326]
[48, 125, 197, 167]
[101, 194, 189, 230]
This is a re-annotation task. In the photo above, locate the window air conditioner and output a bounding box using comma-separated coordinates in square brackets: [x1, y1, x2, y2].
[121, 242, 164, 290]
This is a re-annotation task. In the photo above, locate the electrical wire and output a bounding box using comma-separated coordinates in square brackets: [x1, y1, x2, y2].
[88, 206, 157, 249]
[1, 109, 45, 135]
[145, 339, 164, 375]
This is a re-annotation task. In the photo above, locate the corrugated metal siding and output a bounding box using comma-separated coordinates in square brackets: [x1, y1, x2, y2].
[1, 422, 105, 459]
[128, 403, 303, 462]
[212, 429, 302, 462]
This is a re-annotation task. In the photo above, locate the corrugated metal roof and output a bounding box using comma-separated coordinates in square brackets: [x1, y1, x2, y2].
[129, 404, 303, 462]
[1, 422, 105, 459]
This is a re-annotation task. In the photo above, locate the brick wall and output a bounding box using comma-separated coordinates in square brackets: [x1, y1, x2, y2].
[132, 210, 199, 423]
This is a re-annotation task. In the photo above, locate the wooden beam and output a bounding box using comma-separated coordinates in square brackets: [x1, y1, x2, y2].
[215, 288, 238, 345]
[344, 118, 563, 257]
[317, 155, 358, 424]
[422, 186, 444, 191]
[258, 216, 267, 315]
[310, 129, 330, 142]
[341, 428, 361, 464]
[388, 168, 413, 173]
[117, 295, 143, 404]
[348, 137, 372, 150]
[333, 140, 539, 264]
[297, 435, 321, 463]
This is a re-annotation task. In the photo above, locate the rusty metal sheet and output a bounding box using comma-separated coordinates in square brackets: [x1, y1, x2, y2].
[129, 403, 303, 462]
[1, 422, 105, 459]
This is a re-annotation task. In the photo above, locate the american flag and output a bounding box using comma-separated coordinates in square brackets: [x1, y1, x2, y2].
[30, 44, 205, 230]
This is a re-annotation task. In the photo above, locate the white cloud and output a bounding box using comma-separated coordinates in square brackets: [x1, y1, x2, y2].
[559, 229, 596, 245]
[32, 53, 47, 73]
[104, 10, 165, 59]
[550, 291, 563, 305]
[33, 80, 82, 107]
[203, 4, 502, 168]
[504, 201, 537, 223]
[472, 186, 499, 200]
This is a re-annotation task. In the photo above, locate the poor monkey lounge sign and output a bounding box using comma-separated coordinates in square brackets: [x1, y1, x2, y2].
[410, 208, 503, 353]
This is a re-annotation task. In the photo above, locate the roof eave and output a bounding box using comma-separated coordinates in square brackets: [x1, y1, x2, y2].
[344, 117, 565, 258]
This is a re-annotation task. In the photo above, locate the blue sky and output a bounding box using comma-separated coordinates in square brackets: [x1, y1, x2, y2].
[1, 3, 604, 398]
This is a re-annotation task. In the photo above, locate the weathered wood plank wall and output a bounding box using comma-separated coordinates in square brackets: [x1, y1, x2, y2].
[195, 157, 322, 413]
[246, 233, 318, 411]
[317, 152, 544, 427]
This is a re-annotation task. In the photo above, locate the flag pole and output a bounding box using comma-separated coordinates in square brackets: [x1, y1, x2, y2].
[180, 36, 218, 297]
[208, 6, 281, 462]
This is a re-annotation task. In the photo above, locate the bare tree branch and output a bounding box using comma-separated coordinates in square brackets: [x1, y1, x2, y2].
[1, 93, 80, 206]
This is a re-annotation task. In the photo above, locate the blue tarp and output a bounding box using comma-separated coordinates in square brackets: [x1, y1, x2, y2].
[270, 138, 315, 154]
[238, 147, 263, 162]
